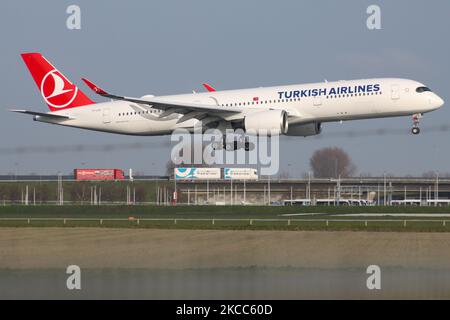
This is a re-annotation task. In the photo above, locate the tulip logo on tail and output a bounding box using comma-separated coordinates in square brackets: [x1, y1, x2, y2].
[41, 70, 78, 109]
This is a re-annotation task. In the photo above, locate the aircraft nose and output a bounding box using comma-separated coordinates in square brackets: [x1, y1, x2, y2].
[429, 94, 444, 109]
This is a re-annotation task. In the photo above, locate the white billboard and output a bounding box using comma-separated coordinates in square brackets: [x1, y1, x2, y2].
[175, 167, 221, 180]
[224, 168, 258, 180]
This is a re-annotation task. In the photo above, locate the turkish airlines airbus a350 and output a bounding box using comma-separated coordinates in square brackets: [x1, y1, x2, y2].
[11, 53, 444, 149]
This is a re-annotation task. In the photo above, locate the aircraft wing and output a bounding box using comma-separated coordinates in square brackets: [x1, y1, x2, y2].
[9, 109, 72, 119]
[81, 78, 243, 120]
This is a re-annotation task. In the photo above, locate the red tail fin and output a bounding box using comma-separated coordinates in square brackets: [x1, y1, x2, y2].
[21, 53, 94, 112]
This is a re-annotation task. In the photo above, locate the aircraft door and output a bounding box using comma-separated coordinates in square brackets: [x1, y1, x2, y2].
[391, 85, 400, 100]
[313, 96, 322, 106]
[103, 108, 111, 124]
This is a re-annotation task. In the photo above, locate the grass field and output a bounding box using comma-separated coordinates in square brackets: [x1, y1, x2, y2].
[0, 205, 450, 232]
[0, 204, 450, 217]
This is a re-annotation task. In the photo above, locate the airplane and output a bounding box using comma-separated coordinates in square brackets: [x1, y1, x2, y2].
[11, 52, 444, 150]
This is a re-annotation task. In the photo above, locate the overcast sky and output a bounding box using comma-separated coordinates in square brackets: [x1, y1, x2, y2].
[1, 0, 449, 177]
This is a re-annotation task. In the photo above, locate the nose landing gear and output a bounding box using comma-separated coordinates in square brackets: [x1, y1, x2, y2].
[412, 127, 420, 135]
[411, 113, 422, 135]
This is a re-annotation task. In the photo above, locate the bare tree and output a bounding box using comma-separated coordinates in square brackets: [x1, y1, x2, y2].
[69, 182, 85, 203]
[422, 171, 439, 178]
[166, 160, 184, 177]
[310, 147, 356, 178]
[278, 171, 291, 179]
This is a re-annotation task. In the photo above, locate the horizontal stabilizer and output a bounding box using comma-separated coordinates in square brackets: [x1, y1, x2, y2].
[10, 109, 72, 119]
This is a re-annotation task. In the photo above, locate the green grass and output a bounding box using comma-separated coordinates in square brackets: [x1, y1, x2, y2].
[1, 218, 449, 232]
[1, 205, 450, 232]
[0, 204, 449, 218]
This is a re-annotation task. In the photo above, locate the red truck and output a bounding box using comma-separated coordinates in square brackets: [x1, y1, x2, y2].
[74, 169, 125, 181]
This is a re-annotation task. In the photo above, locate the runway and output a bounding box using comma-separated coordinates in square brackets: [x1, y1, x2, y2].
[1, 228, 450, 298]
[2, 228, 450, 269]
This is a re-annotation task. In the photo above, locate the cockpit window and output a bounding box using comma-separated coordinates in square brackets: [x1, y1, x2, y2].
[416, 86, 432, 93]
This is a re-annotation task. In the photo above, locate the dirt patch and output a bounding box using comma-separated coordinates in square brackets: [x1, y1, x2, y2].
[0, 228, 450, 269]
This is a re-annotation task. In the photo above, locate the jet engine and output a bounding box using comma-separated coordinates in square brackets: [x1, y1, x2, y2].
[243, 110, 288, 135]
[286, 122, 322, 137]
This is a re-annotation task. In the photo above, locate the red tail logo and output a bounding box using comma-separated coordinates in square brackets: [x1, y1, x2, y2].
[41, 70, 78, 109]
[21, 53, 94, 112]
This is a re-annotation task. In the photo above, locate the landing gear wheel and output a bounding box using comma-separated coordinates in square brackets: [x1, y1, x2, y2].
[412, 127, 420, 135]
[411, 113, 422, 135]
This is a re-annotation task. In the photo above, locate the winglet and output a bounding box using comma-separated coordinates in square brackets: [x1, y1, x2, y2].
[202, 83, 216, 92]
[81, 78, 108, 95]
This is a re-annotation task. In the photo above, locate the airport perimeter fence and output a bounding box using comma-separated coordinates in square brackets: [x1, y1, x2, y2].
[2, 199, 450, 207]
[0, 217, 449, 230]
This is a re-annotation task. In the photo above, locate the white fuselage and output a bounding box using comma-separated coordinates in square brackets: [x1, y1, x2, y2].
[36, 78, 444, 136]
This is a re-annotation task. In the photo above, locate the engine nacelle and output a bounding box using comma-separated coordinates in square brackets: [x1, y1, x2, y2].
[244, 110, 288, 135]
[286, 122, 322, 137]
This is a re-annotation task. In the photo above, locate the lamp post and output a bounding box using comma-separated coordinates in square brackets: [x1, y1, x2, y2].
[330, 176, 341, 206]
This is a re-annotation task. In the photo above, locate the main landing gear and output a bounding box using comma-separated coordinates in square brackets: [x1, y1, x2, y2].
[212, 136, 254, 151]
[411, 113, 422, 135]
